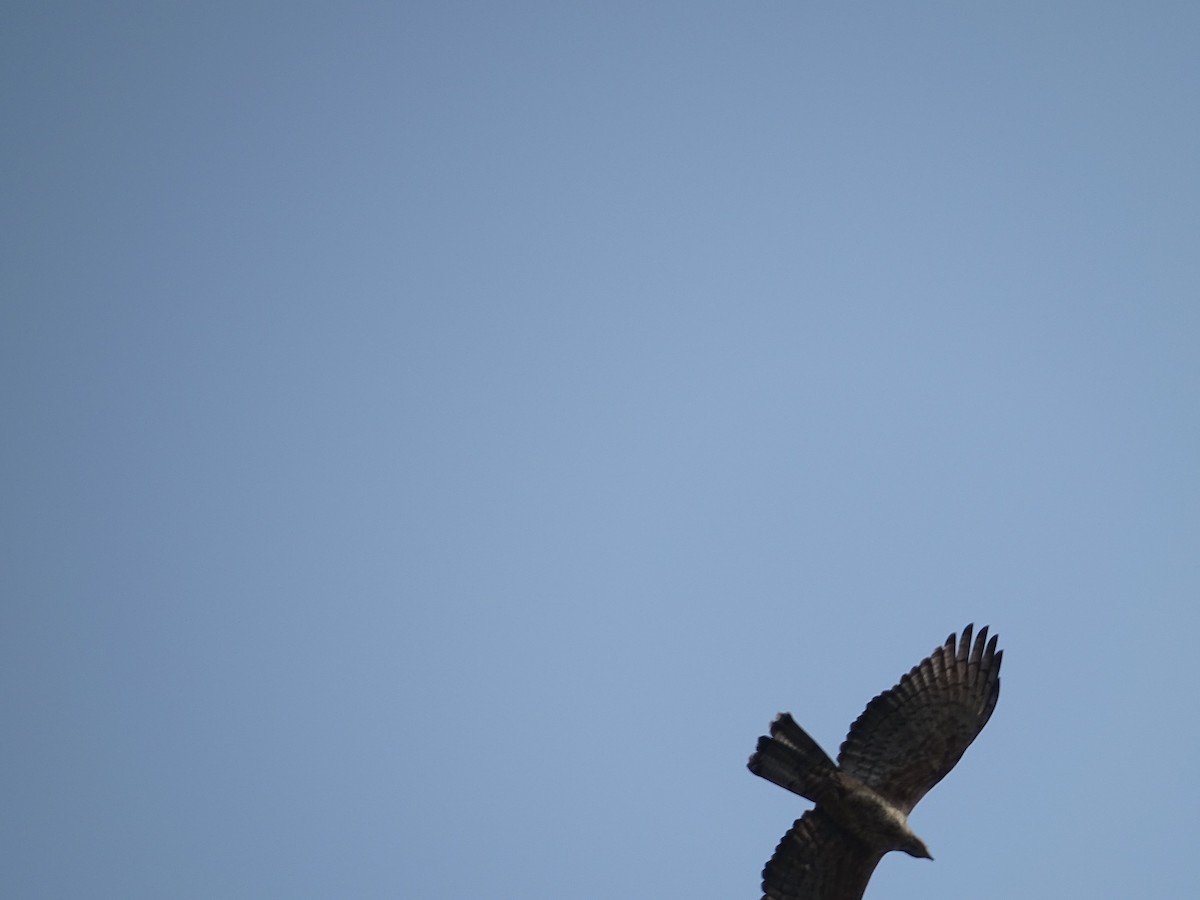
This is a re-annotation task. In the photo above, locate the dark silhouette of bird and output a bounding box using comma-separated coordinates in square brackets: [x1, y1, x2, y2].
[748, 624, 1002, 900]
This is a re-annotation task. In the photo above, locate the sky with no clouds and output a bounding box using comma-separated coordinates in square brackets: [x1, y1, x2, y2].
[3, 4, 1198, 898]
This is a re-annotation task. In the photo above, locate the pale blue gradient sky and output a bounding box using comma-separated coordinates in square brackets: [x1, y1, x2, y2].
[3, 4, 1198, 898]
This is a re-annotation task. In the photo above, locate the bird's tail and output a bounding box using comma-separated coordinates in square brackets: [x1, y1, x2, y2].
[747, 713, 838, 803]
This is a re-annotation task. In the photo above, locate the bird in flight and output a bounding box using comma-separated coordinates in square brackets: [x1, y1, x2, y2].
[747, 624, 1002, 900]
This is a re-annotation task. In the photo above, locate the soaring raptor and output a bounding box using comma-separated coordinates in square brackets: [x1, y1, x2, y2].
[748, 624, 1002, 900]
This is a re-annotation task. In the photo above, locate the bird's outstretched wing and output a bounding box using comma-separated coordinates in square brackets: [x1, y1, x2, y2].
[836, 623, 1002, 813]
[760, 809, 883, 900]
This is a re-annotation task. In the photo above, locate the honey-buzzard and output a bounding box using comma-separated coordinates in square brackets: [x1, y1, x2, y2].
[747, 624, 1002, 900]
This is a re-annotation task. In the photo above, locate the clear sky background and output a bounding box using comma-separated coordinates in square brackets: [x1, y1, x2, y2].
[3, 4, 1198, 898]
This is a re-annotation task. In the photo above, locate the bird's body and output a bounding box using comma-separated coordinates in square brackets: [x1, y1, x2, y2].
[748, 624, 1002, 900]
[827, 773, 927, 856]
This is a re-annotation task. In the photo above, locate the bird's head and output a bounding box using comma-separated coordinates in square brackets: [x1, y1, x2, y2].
[902, 834, 933, 860]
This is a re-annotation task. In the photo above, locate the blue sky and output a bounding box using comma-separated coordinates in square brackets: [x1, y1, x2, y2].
[3, 3, 1198, 897]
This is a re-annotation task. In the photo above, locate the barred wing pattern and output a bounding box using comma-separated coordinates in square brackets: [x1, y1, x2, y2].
[761, 810, 883, 900]
[836, 624, 1002, 813]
